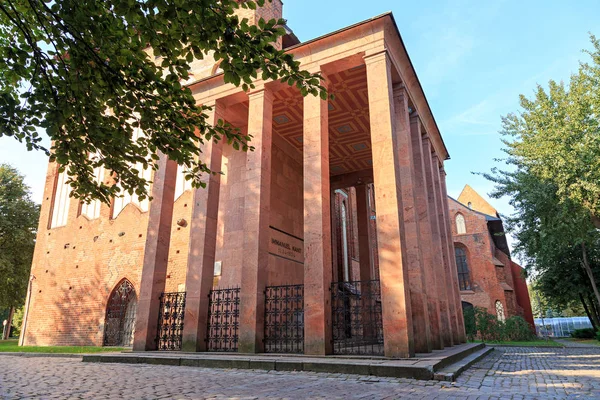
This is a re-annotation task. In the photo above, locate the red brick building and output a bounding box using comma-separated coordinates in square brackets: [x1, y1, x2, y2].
[20, 3, 467, 357]
[448, 185, 534, 328]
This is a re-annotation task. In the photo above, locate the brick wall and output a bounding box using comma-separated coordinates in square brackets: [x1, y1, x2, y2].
[23, 162, 151, 346]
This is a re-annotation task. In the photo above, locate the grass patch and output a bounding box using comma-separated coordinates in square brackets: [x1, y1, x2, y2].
[561, 338, 600, 346]
[469, 339, 563, 347]
[0, 339, 126, 353]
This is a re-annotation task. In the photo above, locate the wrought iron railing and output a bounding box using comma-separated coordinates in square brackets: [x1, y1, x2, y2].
[331, 279, 384, 355]
[156, 291, 186, 351]
[264, 284, 304, 353]
[206, 287, 240, 352]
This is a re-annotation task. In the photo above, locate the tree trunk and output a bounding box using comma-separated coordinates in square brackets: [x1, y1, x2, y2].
[2, 307, 14, 340]
[580, 293, 599, 331]
[581, 242, 600, 310]
[589, 294, 600, 327]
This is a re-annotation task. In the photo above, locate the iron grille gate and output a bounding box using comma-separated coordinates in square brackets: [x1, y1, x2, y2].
[264, 284, 304, 353]
[207, 287, 240, 352]
[103, 279, 137, 347]
[156, 292, 186, 351]
[331, 279, 384, 355]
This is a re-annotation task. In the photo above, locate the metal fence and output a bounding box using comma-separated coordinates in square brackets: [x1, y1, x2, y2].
[331, 279, 384, 355]
[207, 287, 241, 352]
[534, 317, 593, 337]
[264, 284, 304, 353]
[156, 292, 186, 351]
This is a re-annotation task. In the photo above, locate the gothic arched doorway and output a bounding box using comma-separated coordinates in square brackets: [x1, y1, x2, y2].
[103, 279, 137, 347]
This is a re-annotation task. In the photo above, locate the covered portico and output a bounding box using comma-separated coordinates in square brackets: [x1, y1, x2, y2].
[132, 12, 465, 358]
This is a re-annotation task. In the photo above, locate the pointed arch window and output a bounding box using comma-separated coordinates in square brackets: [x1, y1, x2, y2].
[81, 158, 105, 220]
[455, 213, 466, 234]
[495, 300, 505, 322]
[112, 127, 151, 218]
[174, 165, 192, 201]
[49, 169, 72, 228]
[455, 246, 471, 291]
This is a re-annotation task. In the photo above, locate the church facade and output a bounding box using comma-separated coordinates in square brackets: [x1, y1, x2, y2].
[449, 185, 535, 329]
[20, 3, 466, 358]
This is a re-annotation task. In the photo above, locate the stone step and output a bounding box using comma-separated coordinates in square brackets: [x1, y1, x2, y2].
[433, 346, 494, 381]
[82, 342, 488, 381]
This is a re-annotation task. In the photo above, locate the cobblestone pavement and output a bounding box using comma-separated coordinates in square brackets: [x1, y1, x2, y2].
[554, 338, 600, 348]
[1, 347, 599, 399]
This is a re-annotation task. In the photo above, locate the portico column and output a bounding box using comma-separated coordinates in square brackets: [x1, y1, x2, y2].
[133, 155, 177, 351]
[432, 154, 459, 345]
[440, 166, 466, 343]
[239, 88, 273, 353]
[181, 101, 225, 352]
[355, 184, 372, 282]
[393, 86, 431, 354]
[365, 50, 414, 358]
[410, 115, 443, 350]
[303, 77, 333, 355]
[435, 161, 466, 343]
[422, 135, 453, 347]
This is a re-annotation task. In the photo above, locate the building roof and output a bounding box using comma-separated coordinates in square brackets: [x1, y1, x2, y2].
[457, 185, 498, 217]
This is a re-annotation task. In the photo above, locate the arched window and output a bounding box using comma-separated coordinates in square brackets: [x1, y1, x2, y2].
[455, 213, 466, 234]
[467, 202, 472, 209]
[103, 279, 138, 347]
[495, 300, 505, 322]
[174, 165, 192, 201]
[50, 169, 72, 228]
[112, 127, 151, 218]
[455, 246, 471, 290]
[341, 201, 350, 282]
[81, 157, 104, 220]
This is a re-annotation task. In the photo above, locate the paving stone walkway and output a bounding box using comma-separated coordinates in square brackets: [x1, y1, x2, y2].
[1, 347, 599, 399]
[554, 338, 600, 348]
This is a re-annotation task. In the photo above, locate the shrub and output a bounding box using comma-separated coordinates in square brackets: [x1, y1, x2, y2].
[463, 308, 536, 342]
[571, 328, 596, 339]
[503, 316, 536, 341]
[463, 307, 477, 341]
[474, 307, 503, 341]
[596, 330, 600, 342]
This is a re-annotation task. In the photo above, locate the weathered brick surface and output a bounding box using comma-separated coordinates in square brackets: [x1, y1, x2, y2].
[23, 162, 151, 346]
[448, 196, 534, 326]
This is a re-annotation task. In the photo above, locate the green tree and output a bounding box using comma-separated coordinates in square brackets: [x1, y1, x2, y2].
[499, 34, 600, 228]
[0, 0, 328, 204]
[0, 164, 39, 336]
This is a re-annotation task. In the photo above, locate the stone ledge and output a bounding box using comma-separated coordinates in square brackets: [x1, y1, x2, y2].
[81, 342, 485, 381]
[433, 346, 494, 381]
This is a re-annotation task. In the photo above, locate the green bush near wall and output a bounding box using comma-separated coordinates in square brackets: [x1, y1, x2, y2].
[464, 306, 536, 342]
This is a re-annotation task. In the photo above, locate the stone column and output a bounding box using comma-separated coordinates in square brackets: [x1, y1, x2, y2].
[436, 162, 467, 343]
[355, 184, 372, 282]
[238, 88, 273, 353]
[410, 115, 443, 350]
[133, 155, 177, 351]
[432, 154, 459, 345]
[440, 166, 466, 343]
[393, 86, 431, 354]
[181, 101, 226, 352]
[422, 135, 453, 347]
[365, 50, 414, 358]
[303, 78, 333, 355]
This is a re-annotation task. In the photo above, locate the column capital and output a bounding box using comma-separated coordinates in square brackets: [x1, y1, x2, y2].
[247, 86, 274, 102]
[363, 49, 389, 65]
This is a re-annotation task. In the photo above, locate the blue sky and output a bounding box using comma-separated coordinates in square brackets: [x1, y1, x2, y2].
[1, 0, 599, 235]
